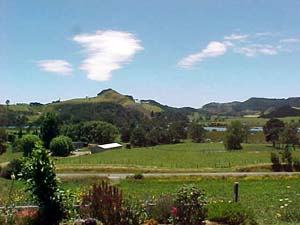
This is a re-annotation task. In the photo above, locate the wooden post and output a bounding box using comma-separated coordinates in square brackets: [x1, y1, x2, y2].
[234, 182, 239, 202]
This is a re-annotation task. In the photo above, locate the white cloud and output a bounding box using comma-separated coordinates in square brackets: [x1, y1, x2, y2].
[73, 30, 143, 81]
[224, 34, 248, 40]
[178, 41, 227, 68]
[234, 44, 278, 57]
[280, 38, 300, 43]
[37, 60, 73, 75]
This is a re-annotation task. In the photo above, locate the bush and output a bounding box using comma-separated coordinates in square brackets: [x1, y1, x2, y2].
[270, 152, 281, 171]
[50, 135, 74, 156]
[293, 158, 300, 171]
[224, 121, 244, 150]
[149, 195, 174, 224]
[81, 180, 141, 225]
[133, 173, 144, 180]
[14, 134, 42, 156]
[0, 159, 22, 179]
[21, 145, 66, 225]
[172, 185, 207, 225]
[207, 202, 258, 225]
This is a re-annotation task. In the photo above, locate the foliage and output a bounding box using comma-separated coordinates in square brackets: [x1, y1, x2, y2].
[0, 128, 7, 155]
[21, 145, 66, 225]
[130, 127, 147, 147]
[40, 112, 60, 149]
[263, 118, 285, 148]
[279, 122, 299, 149]
[172, 185, 207, 225]
[224, 121, 244, 150]
[169, 121, 187, 144]
[0, 159, 22, 179]
[148, 195, 174, 224]
[133, 173, 144, 180]
[61, 121, 119, 144]
[50, 135, 74, 156]
[188, 123, 206, 143]
[270, 152, 281, 171]
[81, 180, 141, 225]
[207, 202, 258, 225]
[14, 134, 41, 157]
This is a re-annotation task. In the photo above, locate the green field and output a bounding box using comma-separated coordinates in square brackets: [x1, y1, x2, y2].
[56, 142, 300, 172]
[1, 176, 300, 224]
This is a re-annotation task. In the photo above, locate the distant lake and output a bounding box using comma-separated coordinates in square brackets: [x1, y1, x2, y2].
[204, 126, 263, 132]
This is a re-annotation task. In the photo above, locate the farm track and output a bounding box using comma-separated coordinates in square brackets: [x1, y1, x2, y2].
[57, 171, 300, 180]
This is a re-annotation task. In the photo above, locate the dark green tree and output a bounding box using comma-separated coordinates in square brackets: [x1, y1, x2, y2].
[263, 118, 285, 148]
[279, 122, 299, 150]
[224, 121, 244, 150]
[188, 123, 206, 143]
[169, 121, 187, 143]
[130, 127, 147, 147]
[50, 135, 74, 156]
[0, 128, 7, 155]
[40, 112, 60, 149]
[15, 134, 42, 157]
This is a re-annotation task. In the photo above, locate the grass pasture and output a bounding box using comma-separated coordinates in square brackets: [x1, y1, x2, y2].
[56, 143, 299, 172]
[1, 175, 300, 224]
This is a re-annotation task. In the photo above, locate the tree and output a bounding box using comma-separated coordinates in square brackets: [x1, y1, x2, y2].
[50, 135, 74, 156]
[15, 134, 42, 157]
[169, 121, 187, 143]
[224, 121, 244, 150]
[188, 123, 206, 143]
[15, 114, 28, 138]
[5, 99, 10, 109]
[263, 118, 285, 148]
[40, 112, 60, 149]
[21, 145, 66, 225]
[0, 128, 7, 155]
[279, 122, 299, 150]
[130, 127, 147, 147]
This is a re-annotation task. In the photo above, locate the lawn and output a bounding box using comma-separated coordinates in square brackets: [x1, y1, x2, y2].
[1, 175, 300, 224]
[0, 146, 22, 163]
[56, 142, 300, 172]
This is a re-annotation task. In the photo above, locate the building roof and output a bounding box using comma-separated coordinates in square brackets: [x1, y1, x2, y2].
[98, 143, 122, 149]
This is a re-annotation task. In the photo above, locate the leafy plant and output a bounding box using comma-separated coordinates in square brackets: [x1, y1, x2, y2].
[270, 152, 281, 171]
[50, 135, 74, 156]
[0, 159, 22, 179]
[133, 173, 144, 180]
[148, 194, 174, 224]
[207, 202, 258, 225]
[21, 144, 66, 225]
[14, 134, 41, 156]
[172, 185, 207, 225]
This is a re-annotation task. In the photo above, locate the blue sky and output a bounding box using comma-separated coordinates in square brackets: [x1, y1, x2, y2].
[1, 0, 300, 107]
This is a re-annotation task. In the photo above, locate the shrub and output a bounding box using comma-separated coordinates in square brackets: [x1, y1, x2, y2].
[207, 202, 258, 225]
[0, 159, 22, 179]
[50, 135, 74, 156]
[293, 158, 300, 171]
[149, 195, 174, 224]
[270, 152, 281, 171]
[133, 173, 144, 180]
[81, 180, 141, 225]
[21, 145, 66, 225]
[224, 121, 244, 150]
[172, 185, 207, 225]
[14, 134, 42, 156]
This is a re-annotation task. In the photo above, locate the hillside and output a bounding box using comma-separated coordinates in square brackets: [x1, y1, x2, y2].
[201, 97, 300, 116]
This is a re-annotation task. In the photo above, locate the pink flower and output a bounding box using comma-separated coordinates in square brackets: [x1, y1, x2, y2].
[171, 207, 178, 216]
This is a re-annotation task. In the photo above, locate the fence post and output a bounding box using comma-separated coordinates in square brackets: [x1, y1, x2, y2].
[234, 182, 239, 202]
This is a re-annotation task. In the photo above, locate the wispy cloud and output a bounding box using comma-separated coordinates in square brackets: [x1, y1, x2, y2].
[178, 32, 300, 68]
[224, 34, 248, 40]
[73, 30, 143, 81]
[234, 44, 278, 57]
[37, 60, 73, 75]
[178, 41, 228, 68]
[280, 38, 300, 43]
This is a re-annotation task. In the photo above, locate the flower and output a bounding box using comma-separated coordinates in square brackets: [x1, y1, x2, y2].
[171, 207, 178, 216]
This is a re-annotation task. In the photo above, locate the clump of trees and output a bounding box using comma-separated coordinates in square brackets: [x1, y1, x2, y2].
[224, 121, 245, 150]
[263, 119, 299, 149]
[50, 135, 74, 156]
[188, 123, 206, 143]
[61, 121, 119, 144]
[14, 134, 42, 156]
[40, 112, 60, 149]
[0, 128, 7, 155]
